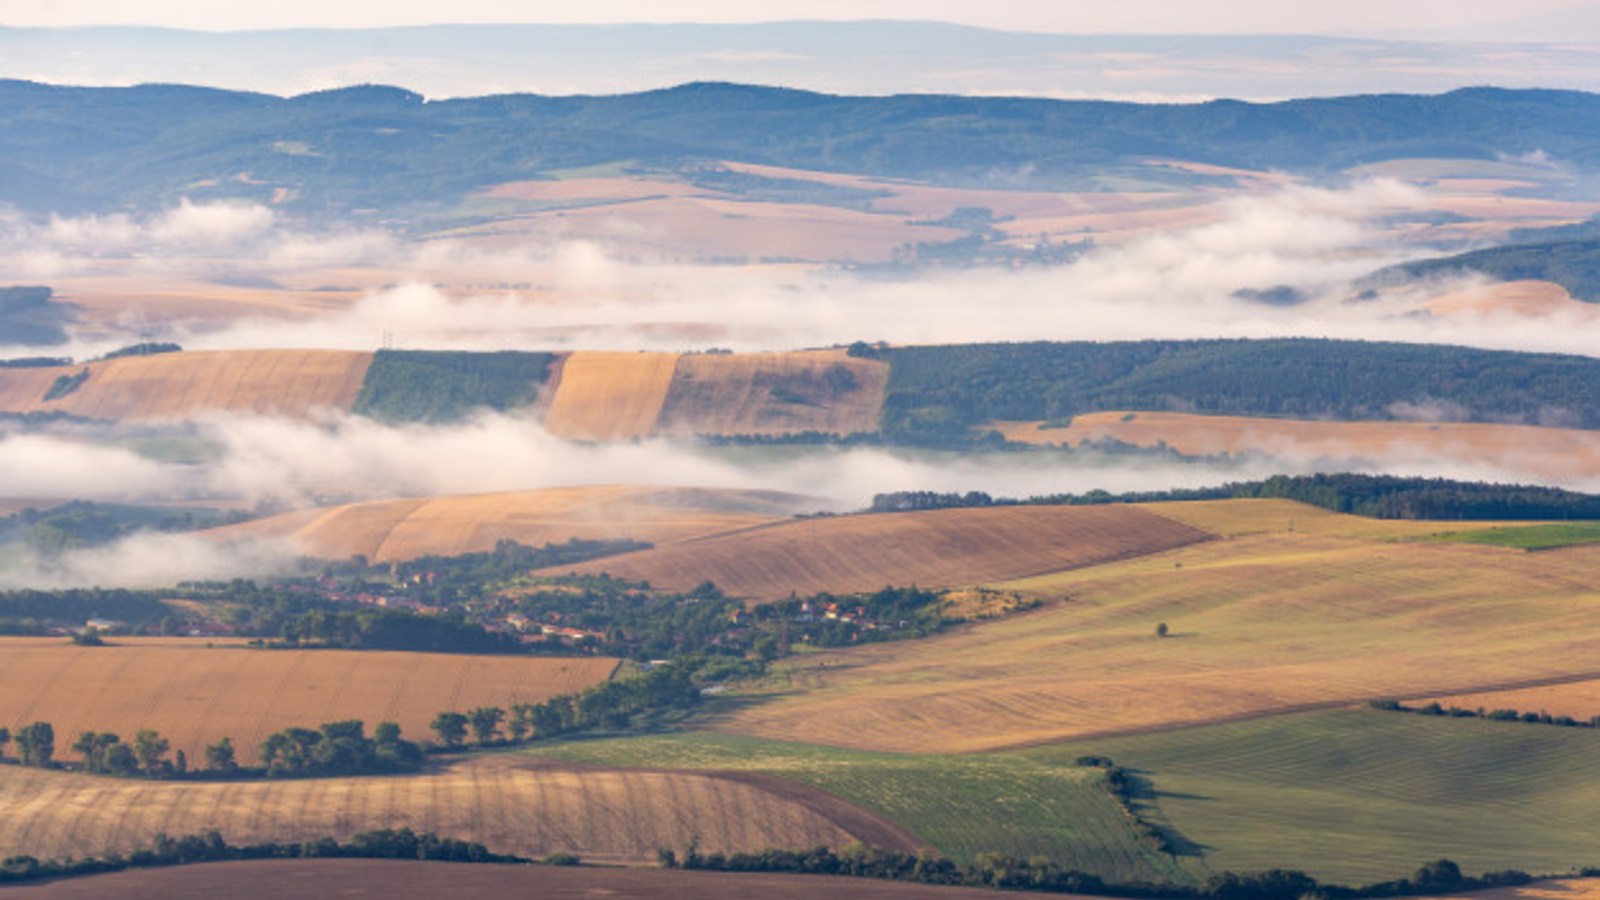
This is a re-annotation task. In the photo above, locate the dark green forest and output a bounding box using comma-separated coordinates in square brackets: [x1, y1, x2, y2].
[351, 349, 553, 423]
[851, 339, 1600, 441]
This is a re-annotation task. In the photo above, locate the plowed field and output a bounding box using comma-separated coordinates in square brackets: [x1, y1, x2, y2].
[713, 500, 1600, 752]
[552, 504, 1213, 599]
[0, 755, 887, 866]
[0, 638, 617, 764]
[204, 485, 802, 562]
[540, 351, 680, 441]
[0, 350, 371, 422]
[656, 348, 888, 436]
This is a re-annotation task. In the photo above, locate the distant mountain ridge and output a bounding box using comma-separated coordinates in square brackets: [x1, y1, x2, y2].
[2, 80, 1598, 219]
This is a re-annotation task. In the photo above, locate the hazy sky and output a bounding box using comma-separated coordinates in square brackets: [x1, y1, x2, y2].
[3, 0, 1594, 38]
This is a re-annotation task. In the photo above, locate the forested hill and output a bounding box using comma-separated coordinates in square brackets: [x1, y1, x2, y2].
[1368, 239, 1600, 303]
[3, 80, 1599, 216]
[851, 339, 1600, 441]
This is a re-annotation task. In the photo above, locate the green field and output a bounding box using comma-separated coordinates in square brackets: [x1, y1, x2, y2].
[352, 350, 554, 424]
[1434, 522, 1600, 550]
[529, 732, 1187, 884]
[1027, 709, 1600, 884]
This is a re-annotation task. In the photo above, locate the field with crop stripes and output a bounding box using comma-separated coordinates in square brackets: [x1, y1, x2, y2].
[0, 350, 371, 422]
[0, 638, 617, 765]
[539, 351, 680, 441]
[711, 500, 1600, 752]
[532, 733, 1187, 883]
[0, 754, 881, 866]
[1028, 709, 1600, 884]
[655, 348, 888, 437]
[550, 503, 1212, 599]
[204, 485, 801, 562]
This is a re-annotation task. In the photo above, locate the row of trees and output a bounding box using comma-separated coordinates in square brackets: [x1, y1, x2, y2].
[669, 842, 1531, 900]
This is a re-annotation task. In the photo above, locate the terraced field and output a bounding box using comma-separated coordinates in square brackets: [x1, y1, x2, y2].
[539, 351, 680, 441]
[992, 412, 1600, 481]
[0, 638, 618, 764]
[0, 754, 882, 866]
[204, 485, 803, 562]
[534, 733, 1185, 883]
[551, 504, 1213, 599]
[1029, 709, 1600, 884]
[656, 348, 888, 437]
[712, 500, 1600, 752]
[0, 350, 372, 422]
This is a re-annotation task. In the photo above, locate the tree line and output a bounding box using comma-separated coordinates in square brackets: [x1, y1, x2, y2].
[1370, 699, 1600, 729]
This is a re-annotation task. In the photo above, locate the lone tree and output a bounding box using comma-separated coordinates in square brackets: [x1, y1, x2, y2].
[430, 712, 469, 749]
[0, 725, 10, 761]
[1155, 622, 1170, 638]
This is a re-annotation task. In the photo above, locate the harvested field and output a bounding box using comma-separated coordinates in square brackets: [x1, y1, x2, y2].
[2, 858, 1074, 900]
[540, 351, 680, 441]
[1424, 280, 1594, 318]
[1141, 497, 1494, 540]
[204, 485, 803, 562]
[0, 638, 618, 764]
[0, 754, 885, 867]
[992, 412, 1600, 481]
[656, 348, 888, 436]
[554, 504, 1213, 600]
[713, 500, 1600, 753]
[0, 351, 371, 422]
[1416, 679, 1600, 721]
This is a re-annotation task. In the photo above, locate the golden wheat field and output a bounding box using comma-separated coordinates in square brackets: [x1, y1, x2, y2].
[205, 485, 804, 562]
[992, 412, 1600, 481]
[0, 638, 618, 765]
[539, 351, 681, 441]
[0, 350, 372, 422]
[0, 754, 897, 866]
[554, 504, 1212, 600]
[655, 348, 888, 437]
[711, 499, 1600, 753]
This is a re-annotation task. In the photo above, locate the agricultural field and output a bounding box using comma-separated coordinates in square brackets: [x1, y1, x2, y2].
[203, 485, 802, 562]
[539, 351, 680, 441]
[992, 412, 1600, 482]
[709, 499, 1600, 752]
[1415, 678, 1600, 721]
[550, 503, 1212, 599]
[533, 733, 1185, 883]
[0, 350, 372, 422]
[655, 348, 888, 437]
[0, 754, 883, 866]
[1027, 709, 1600, 884]
[0, 638, 618, 764]
[1431, 521, 1600, 550]
[0, 858, 1070, 900]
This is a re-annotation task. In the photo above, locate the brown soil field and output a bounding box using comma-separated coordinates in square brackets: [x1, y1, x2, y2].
[0, 350, 371, 422]
[4, 858, 1072, 900]
[1425, 280, 1600, 322]
[0, 754, 901, 868]
[992, 412, 1600, 481]
[482, 176, 705, 204]
[552, 504, 1213, 600]
[1415, 679, 1600, 721]
[539, 350, 681, 441]
[0, 638, 618, 764]
[205, 485, 804, 562]
[713, 499, 1600, 753]
[655, 348, 889, 436]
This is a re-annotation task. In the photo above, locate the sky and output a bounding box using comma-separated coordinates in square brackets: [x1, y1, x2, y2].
[2, 0, 1595, 39]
